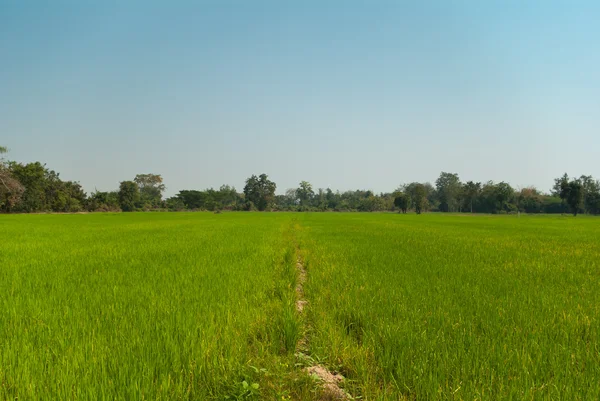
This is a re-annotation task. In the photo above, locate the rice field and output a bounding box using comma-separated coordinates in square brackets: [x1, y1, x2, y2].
[1, 213, 599, 400]
[299, 214, 600, 400]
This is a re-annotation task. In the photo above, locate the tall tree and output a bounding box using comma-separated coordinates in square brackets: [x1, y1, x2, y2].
[9, 162, 48, 212]
[558, 179, 584, 216]
[435, 172, 462, 212]
[243, 174, 276, 211]
[314, 188, 327, 210]
[478, 181, 516, 214]
[552, 173, 570, 213]
[296, 181, 314, 207]
[394, 192, 409, 214]
[0, 146, 24, 212]
[412, 184, 427, 214]
[7, 160, 86, 213]
[134, 174, 165, 207]
[87, 190, 120, 212]
[517, 187, 544, 213]
[579, 175, 600, 215]
[462, 181, 481, 213]
[217, 185, 242, 210]
[494, 182, 515, 213]
[552, 173, 570, 197]
[118, 181, 140, 212]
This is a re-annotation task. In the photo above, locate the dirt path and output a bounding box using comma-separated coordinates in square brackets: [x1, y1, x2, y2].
[294, 250, 349, 400]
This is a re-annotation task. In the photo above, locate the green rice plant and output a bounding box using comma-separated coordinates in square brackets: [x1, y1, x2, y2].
[2, 212, 599, 400]
[0, 212, 305, 400]
[299, 213, 600, 400]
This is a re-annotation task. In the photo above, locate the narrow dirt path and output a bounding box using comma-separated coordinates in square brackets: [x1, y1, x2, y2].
[294, 248, 349, 400]
[295, 255, 307, 313]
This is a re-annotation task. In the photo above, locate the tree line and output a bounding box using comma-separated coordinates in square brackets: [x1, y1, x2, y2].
[1, 147, 598, 215]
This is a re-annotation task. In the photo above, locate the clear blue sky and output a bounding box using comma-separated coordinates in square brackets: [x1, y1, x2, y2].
[1, 1, 598, 196]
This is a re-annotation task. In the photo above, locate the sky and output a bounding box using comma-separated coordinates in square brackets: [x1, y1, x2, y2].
[1, 1, 599, 197]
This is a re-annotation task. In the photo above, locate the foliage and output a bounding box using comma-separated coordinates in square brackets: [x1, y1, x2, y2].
[554, 174, 586, 216]
[0, 147, 24, 212]
[169, 185, 242, 211]
[565, 180, 584, 216]
[2, 145, 600, 215]
[404, 183, 428, 214]
[118, 181, 140, 212]
[435, 172, 461, 212]
[517, 187, 544, 213]
[462, 181, 481, 213]
[134, 173, 165, 208]
[87, 190, 121, 212]
[477, 181, 515, 214]
[243, 174, 276, 211]
[579, 175, 600, 215]
[296, 181, 314, 206]
[7, 161, 85, 213]
[393, 192, 409, 213]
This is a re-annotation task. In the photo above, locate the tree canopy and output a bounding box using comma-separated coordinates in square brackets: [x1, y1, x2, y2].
[1, 146, 599, 215]
[134, 174, 166, 208]
[243, 174, 276, 211]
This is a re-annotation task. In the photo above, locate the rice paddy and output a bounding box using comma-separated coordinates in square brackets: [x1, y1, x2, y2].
[1, 213, 599, 400]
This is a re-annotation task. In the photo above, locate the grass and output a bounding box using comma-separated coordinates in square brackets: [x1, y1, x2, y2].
[1, 212, 599, 400]
[298, 213, 600, 400]
[0, 213, 310, 400]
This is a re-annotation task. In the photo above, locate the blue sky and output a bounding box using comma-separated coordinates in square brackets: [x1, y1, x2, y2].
[1, 1, 598, 196]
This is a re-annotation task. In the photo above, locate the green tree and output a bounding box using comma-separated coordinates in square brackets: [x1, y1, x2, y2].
[315, 188, 327, 211]
[9, 162, 47, 212]
[552, 173, 570, 213]
[175, 190, 205, 209]
[412, 184, 427, 214]
[87, 190, 120, 212]
[296, 181, 314, 207]
[495, 182, 515, 213]
[478, 181, 516, 213]
[358, 195, 385, 212]
[462, 181, 481, 213]
[165, 196, 186, 211]
[559, 179, 584, 216]
[551, 173, 570, 197]
[517, 187, 544, 213]
[403, 182, 432, 213]
[7, 160, 87, 213]
[217, 185, 242, 210]
[579, 175, 600, 214]
[435, 172, 462, 212]
[394, 192, 409, 213]
[118, 181, 140, 212]
[0, 146, 24, 212]
[243, 174, 276, 211]
[324, 188, 338, 210]
[134, 174, 165, 208]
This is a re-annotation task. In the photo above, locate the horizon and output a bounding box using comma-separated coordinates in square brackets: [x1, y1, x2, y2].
[2, 1, 599, 197]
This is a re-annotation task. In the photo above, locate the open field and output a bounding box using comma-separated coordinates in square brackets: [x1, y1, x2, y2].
[1, 213, 599, 400]
[299, 214, 600, 399]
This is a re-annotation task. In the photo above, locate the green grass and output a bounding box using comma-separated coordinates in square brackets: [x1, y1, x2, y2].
[1, 212, 599, 400]
[0, 213, 310, 400]
[298, 213, 600, 400]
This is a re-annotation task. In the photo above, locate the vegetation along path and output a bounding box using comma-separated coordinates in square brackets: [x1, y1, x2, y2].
[292, 223, 350, 400]
[1, 212, 599, 400]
